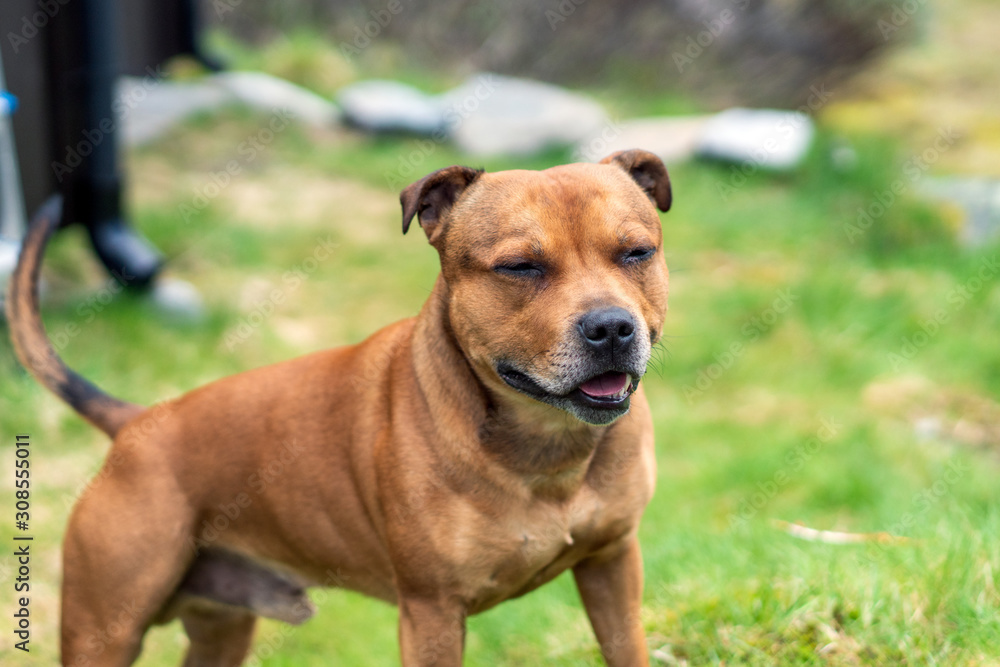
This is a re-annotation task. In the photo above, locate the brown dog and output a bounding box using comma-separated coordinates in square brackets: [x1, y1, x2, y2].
[7, 149, 671, 666]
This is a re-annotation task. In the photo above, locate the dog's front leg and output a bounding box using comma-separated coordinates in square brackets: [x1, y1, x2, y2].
[398, 596, 466, 666]
[573, 537, 650, 667]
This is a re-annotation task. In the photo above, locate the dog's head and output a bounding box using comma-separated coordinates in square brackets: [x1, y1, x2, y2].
[401, 150, 671, 426]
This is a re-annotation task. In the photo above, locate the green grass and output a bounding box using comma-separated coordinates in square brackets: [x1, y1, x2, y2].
[3, 65, 1000, 667]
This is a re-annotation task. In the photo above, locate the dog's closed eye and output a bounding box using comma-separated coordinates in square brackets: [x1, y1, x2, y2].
[494, 261, 545, 278]
[621, 247, 656, 265]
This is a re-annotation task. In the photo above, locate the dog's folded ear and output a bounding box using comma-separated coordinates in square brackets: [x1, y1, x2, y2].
[600, 149, 672, 212]
[400, 166, 484, 243]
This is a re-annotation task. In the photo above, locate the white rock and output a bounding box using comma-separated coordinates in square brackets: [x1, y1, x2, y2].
[216, 71, 341, 128]
[119, 78, 231, 146]
[696, 107, 815, 171]
[119, 71, 340, 147]
[440, 74, 608, 157]
[338, 79, 446, 135]
[574, 115, 712, 164]
[924, 177, 1000, 246]
[151, 277, 205, 321]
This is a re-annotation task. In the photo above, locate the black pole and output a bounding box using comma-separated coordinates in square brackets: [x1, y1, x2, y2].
[47, 0, 163, 288]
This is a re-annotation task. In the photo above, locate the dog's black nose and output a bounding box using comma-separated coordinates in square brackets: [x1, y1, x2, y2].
[579, 307, 635, 354]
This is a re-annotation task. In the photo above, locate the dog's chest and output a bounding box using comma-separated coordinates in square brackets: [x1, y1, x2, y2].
[440, 490, 625, 612]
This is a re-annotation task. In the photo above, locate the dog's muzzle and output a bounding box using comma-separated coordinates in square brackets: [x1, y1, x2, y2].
[496, 307, 649, 425]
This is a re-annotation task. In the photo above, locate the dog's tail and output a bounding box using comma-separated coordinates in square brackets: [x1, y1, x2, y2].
[5, 199, 143, 438]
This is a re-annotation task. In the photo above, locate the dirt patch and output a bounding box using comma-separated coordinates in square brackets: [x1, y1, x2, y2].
[220, 166, 397, 242]
[824, 0, 1000, 176]
[863, 374, 1000, 451]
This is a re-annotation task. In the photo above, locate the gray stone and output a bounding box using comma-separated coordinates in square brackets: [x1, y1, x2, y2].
[924, 177, 1000, 246]
[151, 277, 205, 321]
[119, 78, 231, 146]
[217, 71, 340, 128]
[696, 108, 815, 171]
[120, 72, 340, 147]
[574, 115, 712, 164]
[338, 80, 446, 135]
[440, 74, 608, 157]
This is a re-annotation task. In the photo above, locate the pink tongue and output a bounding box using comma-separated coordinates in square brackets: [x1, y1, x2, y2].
[579, 372, 629, 398]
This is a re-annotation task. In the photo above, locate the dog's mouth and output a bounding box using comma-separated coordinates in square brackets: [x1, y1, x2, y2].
[497, 364, 639, 418]
[577, 372, 635, 403]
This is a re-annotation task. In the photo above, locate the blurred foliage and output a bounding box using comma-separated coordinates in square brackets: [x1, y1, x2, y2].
[201, 0, 924, 108]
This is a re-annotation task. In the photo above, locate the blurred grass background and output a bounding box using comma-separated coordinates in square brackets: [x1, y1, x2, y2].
[3, 3, 1000, 664]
